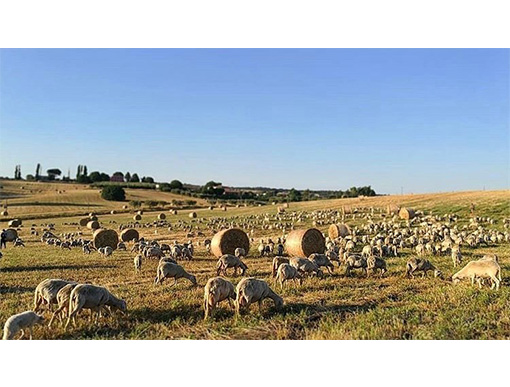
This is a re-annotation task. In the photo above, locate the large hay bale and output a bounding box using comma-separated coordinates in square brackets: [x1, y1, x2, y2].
[158, 213, 166, 220]
[328, 224, 351, 239]
[4, 228, 18, 242]
[93, 228, 119, 250]
[87, 220, 100, 230]
[122, 205, 128, 209]
[79, 218, 89, 227]
[110, 210, 116, 215]
[171, 210, 178, 215]
[211, 228, 250, 258]
[8, 219, 22, 228]
[189, 212, 197, 219]
[89, 215, 98, 221]
[120, 228, 139, 242]
[283, 202, 289, 208]
[1, 210, 8, 216]
[133, 214, 142, 221]
[285, 228, 325, 257]
[137, 210, 143, 215]
[399, 207, 416, 220]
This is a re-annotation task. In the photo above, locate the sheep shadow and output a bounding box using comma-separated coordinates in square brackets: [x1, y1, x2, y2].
[1, 264, 116, 273]
[0, 284, 36, 294]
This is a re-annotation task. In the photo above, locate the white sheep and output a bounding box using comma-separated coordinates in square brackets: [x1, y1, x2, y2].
[3, 311, 45, 340]
[48, 283, 79, 327]
[344, 254, 368, 277]
[203, 277, 236, 319]
[216, 254, 248, 277]
[308, 253, 335, 274]
[406, 258, 442, 279]
[154, 262, 197, 286]
[271, 256, 289, 277]
[275, 263, 302, 289]
[366, 256, 387, 277]
[234, 247, 246, 258]
[289, 257, 323, 278]
[98, 246, 113, 258]
[65, 284, 126, 329]
[452, 260, 501, 290]
[34, 278, 77, 313]
[134, 254, 142, 272]
[235, 278, 283, 315]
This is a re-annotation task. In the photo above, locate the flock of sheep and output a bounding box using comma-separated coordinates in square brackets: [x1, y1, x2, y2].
[1, 206, 508, 340]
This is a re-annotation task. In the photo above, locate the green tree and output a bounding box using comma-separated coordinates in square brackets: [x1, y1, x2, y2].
[35, 163, 41, 180]
[130, 173, 140, 182]
[89, 171, 102, 182]
[101, 185, 126, 201]
[141, 176, 154, 183]
[125, 172, 131, 182]
[47, 169, 62, 180]
[169, 180, 183, 189]
[288, 188, 302, 202]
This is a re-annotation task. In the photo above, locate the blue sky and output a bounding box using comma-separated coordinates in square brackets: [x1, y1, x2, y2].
[0, 49, 508, 194]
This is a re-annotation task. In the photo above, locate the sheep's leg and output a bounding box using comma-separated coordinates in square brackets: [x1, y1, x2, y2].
[19, 329, 25, 339]
[258, 300, 263, 313]
[49, 305, 65, 327]
[172, 278, 177, 287]
[29, 327, 33, 340]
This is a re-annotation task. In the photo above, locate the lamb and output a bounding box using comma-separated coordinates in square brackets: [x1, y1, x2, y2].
[451, 245, 462, 267]
[98, 246, 113, 258]
[275, 263, 302, 289]
[308, 253, 335, 275]
[34, 278, 77, 313]
[13, 238, 25, 247]
[134, 254, 142, 272]
[181, 247, 193, 260]
[154, 262, 197, 286]
[289, 257, 323, 278]
[216, 254, 248, 277]
[325, 249, 341, 267]
[405, 258, 443, 279]
[258, 241, 266, 257]
[235, 278, 283, 315]
[366, 256, 387, 277]
[65, 284, 127, 328]
[452, 260, 501, 290]
[271, 256, 289, 277]
[344, 254, 368, 277]
[203, 277, 236, 319]
[2, 311, 44, 340]
[146, 247, 165, 259]
[48, 283, 79, 327]
[276, 243, 284, 256]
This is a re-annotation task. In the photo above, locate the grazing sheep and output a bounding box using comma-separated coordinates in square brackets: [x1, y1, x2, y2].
[289, 257, 323, 278]
[216, 254, 248, 277]
[34, 278, 77, 313]
[405, 258, 442, 279]
[203, 277, 236, 319]
[2, 311, 44, 340]
[13, 238, 25, 247]
[48, 283, 79, 327]
[308, 253, 335, 275]
[181, 247, 193, 260]
[366, 256, 387, 277]
[134, 254, 142, 272]
[154, 262, 197, 286]
[276, 243, 284, 256]
[258, 241, 266, 257]
[65, 284, 127, 328]
[452, 260, 501, 290]
[325, 249, 341, 267]
[275, 263, 302, 289]
[235, 278, 283, 315]
[271, 256, 289, 277]
[98, 246, 113, 258]
[234, 247, 246, 258]
[117, 242, 127, 251]
[344, 254, 368, 277]
[146, 247, 164, 259]
[159, 256, 178, 265]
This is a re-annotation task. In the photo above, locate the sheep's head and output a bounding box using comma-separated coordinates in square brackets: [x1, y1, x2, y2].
[190, 275, 198, 286]
[274, 295, 284, 309]
[36, 314, 45, 323]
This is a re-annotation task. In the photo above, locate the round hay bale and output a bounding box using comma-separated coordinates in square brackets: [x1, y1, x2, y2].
[1, 210, 8, 216]
[120, 228, 139, 242]
[189, 212, 197, 219]
[110, 210, 116, 215]
[211, 228, 250, 258]
[122, 205, 128, 209]
[283, 202, 289, 208]
[87, 220, 100, 230]
[209, 206, 214, 210]
[137, 210, 143, 215]
[89, 215, 98, 221]
[387, 204, 400, 215]
[89, 212, 96, 217]
[328, 224, 351, 239]
[79, 218, 89, 227]
[4, 228, 18, 242]
[285, 228, 325, 257]
[277, 206, 285, 214]
[93, 228, 119, 250]
[399, 207, 416, 220]
[158, 213, 166, 220]
[8, 219, 22, 228]
[170, 210, 178, 215]
[133, 214, 142, 221]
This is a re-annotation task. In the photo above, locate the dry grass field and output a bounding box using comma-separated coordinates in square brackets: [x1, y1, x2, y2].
[1, 181, 509, 340]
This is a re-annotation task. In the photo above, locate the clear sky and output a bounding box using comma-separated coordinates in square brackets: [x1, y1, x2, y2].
[0, 49, 508, 194]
